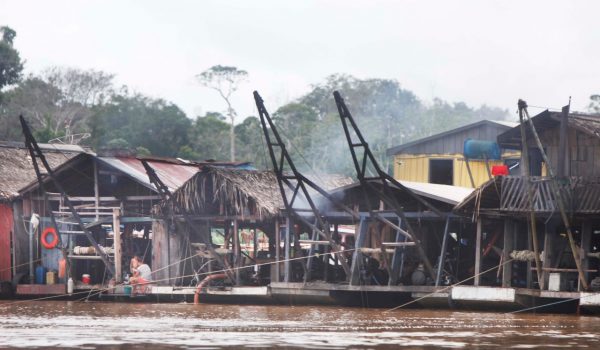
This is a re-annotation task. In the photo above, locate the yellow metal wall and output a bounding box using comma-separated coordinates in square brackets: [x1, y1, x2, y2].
[393, 153, 520, 188]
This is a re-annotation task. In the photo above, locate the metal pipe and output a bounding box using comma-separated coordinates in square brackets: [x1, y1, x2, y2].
[193, 273, 227, 304]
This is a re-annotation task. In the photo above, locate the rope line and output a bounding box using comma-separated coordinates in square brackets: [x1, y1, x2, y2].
[384, 258, 515, 313]
[0, 259, 42, 273]
[0, 248, 358, 307]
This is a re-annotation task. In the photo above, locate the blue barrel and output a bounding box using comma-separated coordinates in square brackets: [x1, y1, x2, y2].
[35, 265, 46, 284]
[463, 139, 501, 160]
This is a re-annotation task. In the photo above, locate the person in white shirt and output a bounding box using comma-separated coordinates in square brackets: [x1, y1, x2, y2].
[129, 256, 152, 293]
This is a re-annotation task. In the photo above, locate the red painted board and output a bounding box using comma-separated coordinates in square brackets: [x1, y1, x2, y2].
[0, 204, 13, 281]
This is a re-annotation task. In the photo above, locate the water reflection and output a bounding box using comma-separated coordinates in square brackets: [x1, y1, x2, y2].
[0, 301, 598, 349]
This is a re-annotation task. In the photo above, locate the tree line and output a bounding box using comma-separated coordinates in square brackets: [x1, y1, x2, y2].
[3, 26, 596, 176]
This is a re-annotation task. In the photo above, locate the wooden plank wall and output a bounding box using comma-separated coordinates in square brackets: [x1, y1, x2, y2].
[392, 123, 520, 188]
[535, 127, 600, 178]
[11, 200, 29, 278]
[151, 220, 182, 285]
[401, 123, 509, 155]
[0, 203, 13, 281]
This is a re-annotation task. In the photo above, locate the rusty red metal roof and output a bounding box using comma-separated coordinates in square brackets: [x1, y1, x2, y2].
[97, 156, 201, 192]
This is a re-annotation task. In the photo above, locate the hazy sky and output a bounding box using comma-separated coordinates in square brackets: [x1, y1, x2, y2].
[1, 0, 598, 122]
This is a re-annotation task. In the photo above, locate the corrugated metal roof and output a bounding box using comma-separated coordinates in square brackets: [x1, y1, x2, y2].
[400, 181, 474, 205]
[386, 119, 516, 156]
[454, 176, 600, 215]
[497, 110, 600, 149]
[96, 157, 200, 192]
[331, 179, 474, 206]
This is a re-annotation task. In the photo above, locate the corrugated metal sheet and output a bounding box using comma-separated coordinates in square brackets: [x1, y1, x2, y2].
[498, 111, 600, 149]
[386, 120, 517, 156]
[97, 157, 200, 192]
[400, 181, 474, 205]
[455, 176, 600, 215]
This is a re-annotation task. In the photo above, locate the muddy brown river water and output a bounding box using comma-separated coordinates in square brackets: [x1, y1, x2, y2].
[0, 301, 599, 349]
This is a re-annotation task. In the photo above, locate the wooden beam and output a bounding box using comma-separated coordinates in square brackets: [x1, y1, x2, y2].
[350, 218, 369, 285]
[389, 217, 405, 286]
[233, 219, 240, 285]
[541, 225, 554, 290]
[502, 219, 514, 288]
[113, 208, 122, 282]
[284, 218, 291, 283]
[435, 216, 451, 287]
[275, 220, 280, 283]
[557, 104, 569, 177]
[474, 219, 482, 286]
[94, 160, 100, 221]
[581, 221, 592, 291]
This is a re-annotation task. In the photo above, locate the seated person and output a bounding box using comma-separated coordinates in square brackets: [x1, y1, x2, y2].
[129, 255, 152, 293]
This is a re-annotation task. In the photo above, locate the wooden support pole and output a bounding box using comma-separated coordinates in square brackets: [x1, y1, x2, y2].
[253, 226, 258, 258]
[284, 217, 291, 283]
[502, 219, 514, 288]
[304, 224, 319, 283]
[389, 217, 404, 286]
[520, 100, 587, 290]
[474, 219, 482, 286]
[465, 158, 476, 188]
[435, 216, 451, 286]
[518, 103, 544, 290]
[93, 160, 100, 222]
[113, 208, 121, 282]
[541, 225, 554, 290]
[167, 222, 171, 284]
[581, 221, 592, 291]
[557, 104, 569, 177]
[233, 219, 240, 285]
[275, 220, 280, 283]
[350, 218, 369, 285]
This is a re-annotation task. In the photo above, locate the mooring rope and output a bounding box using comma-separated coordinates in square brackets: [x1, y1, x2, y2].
[507, 290, 600, 314]
[0, 248, 359, 307]
[7, 248, 597, 315]
[384, 258, 515, 313]
[0, 259, 41, 273]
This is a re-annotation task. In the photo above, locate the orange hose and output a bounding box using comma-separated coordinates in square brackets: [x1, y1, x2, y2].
[193, 273, 227, 304]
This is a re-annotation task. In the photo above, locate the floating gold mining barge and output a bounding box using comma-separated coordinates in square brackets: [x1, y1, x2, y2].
[1, 93, 600, 314]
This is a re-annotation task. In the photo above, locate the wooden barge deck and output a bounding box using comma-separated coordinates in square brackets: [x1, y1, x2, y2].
[12, 282, 600, 314]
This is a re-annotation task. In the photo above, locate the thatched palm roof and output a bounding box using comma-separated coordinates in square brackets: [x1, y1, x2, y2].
[160, 166, 354, 220]
[0, 143, 86, 202]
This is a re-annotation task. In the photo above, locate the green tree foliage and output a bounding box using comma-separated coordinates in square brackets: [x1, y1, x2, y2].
[0, 26, 23, 92]
[235, 116, 268, 169]
[89, 93, 191, 157]
[0, 67, 114, 142]
[187, 111, 230, 160]
[0, 77, 62, 141]
[196, 65, 248, 161]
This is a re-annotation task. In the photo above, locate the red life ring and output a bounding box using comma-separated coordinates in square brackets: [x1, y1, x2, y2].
[41, 227, 59, 249]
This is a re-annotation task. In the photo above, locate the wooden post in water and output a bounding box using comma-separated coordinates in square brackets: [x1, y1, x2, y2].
[113, 208, 121, 282]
